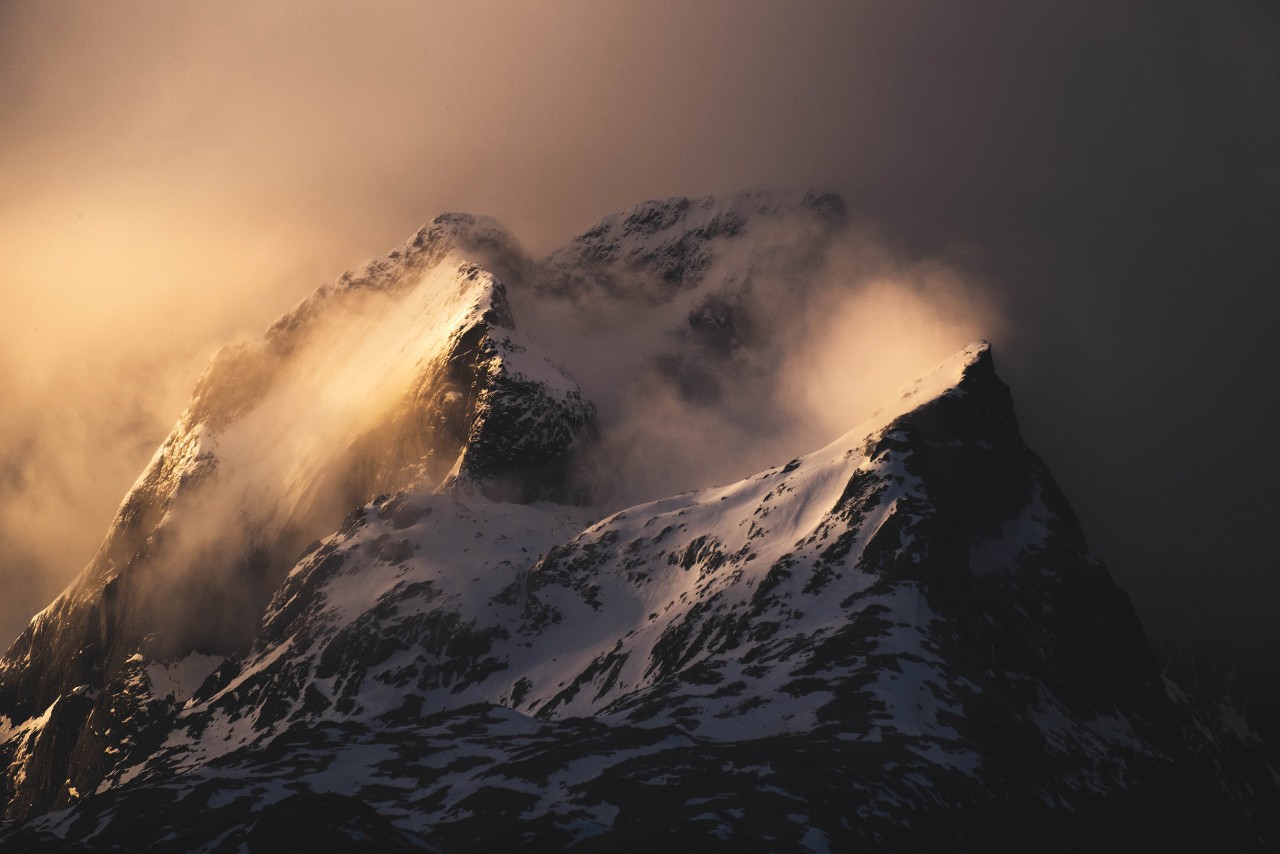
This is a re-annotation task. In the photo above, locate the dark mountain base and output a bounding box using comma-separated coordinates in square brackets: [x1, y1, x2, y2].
[0, 705, 1266, 853]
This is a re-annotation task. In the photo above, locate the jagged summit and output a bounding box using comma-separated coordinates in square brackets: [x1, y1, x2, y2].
[539, 188, 847, 309]
[902, 338, 993, 396]
[836, 339, 996, 440]
[267, 212, 528, 348]
[552, 188, 845, 267]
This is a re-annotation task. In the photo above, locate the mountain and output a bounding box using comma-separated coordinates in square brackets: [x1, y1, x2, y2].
[0, 192, 1275, 851]
[0, 212, 595, 822]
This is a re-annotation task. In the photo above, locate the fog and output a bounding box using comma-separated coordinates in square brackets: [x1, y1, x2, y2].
[1, 1, 1277, 648]
[512, 220, 1002, 510]
[127, 259, 511, 653]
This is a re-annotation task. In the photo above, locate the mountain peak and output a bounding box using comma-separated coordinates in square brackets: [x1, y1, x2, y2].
[400, 212, 529, 281]
[540, 188, 848, 300]
[602, 187, 847, 242]
[900, 339, 993, 404]
[824, 340, 1001, 456]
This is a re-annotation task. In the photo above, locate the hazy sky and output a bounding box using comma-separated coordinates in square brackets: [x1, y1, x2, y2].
[0, 1, 1277, 647]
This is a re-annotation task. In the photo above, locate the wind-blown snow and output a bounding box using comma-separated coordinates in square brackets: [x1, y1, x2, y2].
[131, 344, 1001, 765]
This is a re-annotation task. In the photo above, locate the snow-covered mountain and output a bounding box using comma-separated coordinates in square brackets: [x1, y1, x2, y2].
[0, 212, 595, 823]
[0, 192, 1275, 851]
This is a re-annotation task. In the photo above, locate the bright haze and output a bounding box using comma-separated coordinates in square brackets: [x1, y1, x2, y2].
[0, 1, 1276, 650]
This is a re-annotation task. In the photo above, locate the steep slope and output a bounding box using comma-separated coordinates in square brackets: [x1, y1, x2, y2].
[7, 343, 1272, 851]
[0, 214, 596, 821]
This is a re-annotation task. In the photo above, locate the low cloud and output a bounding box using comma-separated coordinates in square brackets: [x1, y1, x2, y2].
[513, 223, 1002, 511]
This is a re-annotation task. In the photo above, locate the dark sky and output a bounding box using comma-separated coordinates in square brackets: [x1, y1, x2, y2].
[0, 1, 1276, 646]
[853, 3, 1280, 645]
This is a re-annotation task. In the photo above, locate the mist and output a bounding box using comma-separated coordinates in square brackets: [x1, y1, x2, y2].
[510, 219, 1001, 511]
[126, 259, 512, 652]
[1, 1, 1277, 650]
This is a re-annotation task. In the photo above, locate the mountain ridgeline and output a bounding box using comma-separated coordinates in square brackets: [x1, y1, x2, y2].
[0, 191, 1274, 851]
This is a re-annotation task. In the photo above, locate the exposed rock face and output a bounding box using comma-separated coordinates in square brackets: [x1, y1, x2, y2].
[538, 188, 847, 358]
[542, 188, 845, 297]
[0, 193, 1275, 851]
